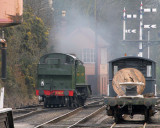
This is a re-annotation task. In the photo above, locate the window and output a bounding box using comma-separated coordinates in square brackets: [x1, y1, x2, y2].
[82, 49, 95, 63]
[46, 59, 59, 64]
[147, 65, 152, 77]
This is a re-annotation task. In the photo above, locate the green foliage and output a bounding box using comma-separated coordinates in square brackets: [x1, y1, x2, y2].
[0, 5, 49, 106]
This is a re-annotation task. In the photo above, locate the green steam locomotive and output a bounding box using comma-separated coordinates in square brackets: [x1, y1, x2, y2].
[36, 53, 92, 108]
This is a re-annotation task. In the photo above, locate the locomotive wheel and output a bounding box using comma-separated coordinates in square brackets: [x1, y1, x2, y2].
[44, 98, 48, 108]
[66, 97, 72, 109]
[78, 97, 85, 106]
[74, 96, 79, 108]
[80, 99, 85, 106]
[71, 97, 77, 109]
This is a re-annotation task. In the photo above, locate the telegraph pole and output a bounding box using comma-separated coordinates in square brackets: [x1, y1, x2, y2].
[94, 0, 99, 95]
[123, 8, 126, 40]
[0, 31, 7, 80]
[148, 31, 150, 59]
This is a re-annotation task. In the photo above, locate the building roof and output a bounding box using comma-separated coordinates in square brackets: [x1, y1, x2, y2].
[109, 56, 156, 63]
[66, 27, 108, 47]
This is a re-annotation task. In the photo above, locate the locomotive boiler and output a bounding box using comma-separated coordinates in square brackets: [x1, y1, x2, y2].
[104, 56, 158, 122]
[36, 53, 92, 108]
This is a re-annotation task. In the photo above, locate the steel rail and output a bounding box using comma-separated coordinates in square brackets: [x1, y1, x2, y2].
[143, 122, 147, 128]
[14, 109, 44, 121]
[68, 105, 106, 128]
[110, 123, 116, 128]
[34, 100, 104, 128]
[110, 122, 147, 128]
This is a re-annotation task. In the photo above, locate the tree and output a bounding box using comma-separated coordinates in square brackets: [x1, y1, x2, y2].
[0, 5, 49, 107]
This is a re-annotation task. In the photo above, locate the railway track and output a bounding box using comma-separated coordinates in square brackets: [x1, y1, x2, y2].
[13, 104, 44, 120]
[13, 108, 44, 121]
[13, 98, 103, 121]
[105, 110, 160, 128]
[108, 121, 160, 128]
[109, 122, 147, 128]
[14, 98, 160, 128]
[14, 107, 71, 128]
[14, 99, 103, 128]
[34, 100, 104, 128]
[73, 112, 160, 128]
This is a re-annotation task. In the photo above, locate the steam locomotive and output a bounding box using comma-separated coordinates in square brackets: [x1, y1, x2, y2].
[104, 56, 158, 122]
[36, 53, 92, 108]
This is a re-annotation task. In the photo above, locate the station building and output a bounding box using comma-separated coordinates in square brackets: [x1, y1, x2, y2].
[56, 27, 108, 96]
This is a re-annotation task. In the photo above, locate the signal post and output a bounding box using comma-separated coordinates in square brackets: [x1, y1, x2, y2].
[122, 1, 158, 58]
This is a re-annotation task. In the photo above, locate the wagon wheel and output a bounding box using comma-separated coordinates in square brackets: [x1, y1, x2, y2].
[71, 97, 78, 108]
[44, 98, 48, 108]
[80, 99, 85, 106]
[114, 108, 122, 123]
[74, 96, 80, 108]
[48, 104, 51, 108]
[144, 109, 150, 122]
[66, 102, 70, 109]
[114, 112, 119, 123]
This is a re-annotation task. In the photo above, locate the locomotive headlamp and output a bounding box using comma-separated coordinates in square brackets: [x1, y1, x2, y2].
[41, 80, 44, 86]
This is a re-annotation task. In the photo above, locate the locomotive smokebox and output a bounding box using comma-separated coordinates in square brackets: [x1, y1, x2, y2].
[0, 0, 23, 27]
[112, 68, 146, 96]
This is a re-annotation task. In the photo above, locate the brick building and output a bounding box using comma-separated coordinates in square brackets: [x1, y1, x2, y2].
[56, 27, 108, 96]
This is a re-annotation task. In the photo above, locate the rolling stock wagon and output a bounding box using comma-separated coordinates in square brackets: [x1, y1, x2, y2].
[104, 56, 158, 122]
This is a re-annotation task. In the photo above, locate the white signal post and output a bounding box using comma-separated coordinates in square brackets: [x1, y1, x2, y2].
[123, 8, 137, 40]
[148, 31, 150, 59]
[139, 1, 143, 57]
[0, 87, 4, 108]
[123, 1, 157, 58]
[142, 6, 157, 59]
[123, 7, 126, 40]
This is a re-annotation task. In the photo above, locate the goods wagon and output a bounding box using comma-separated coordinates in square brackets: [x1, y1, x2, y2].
[104, 56, 158, 122]
[36, 53, 92, 108]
